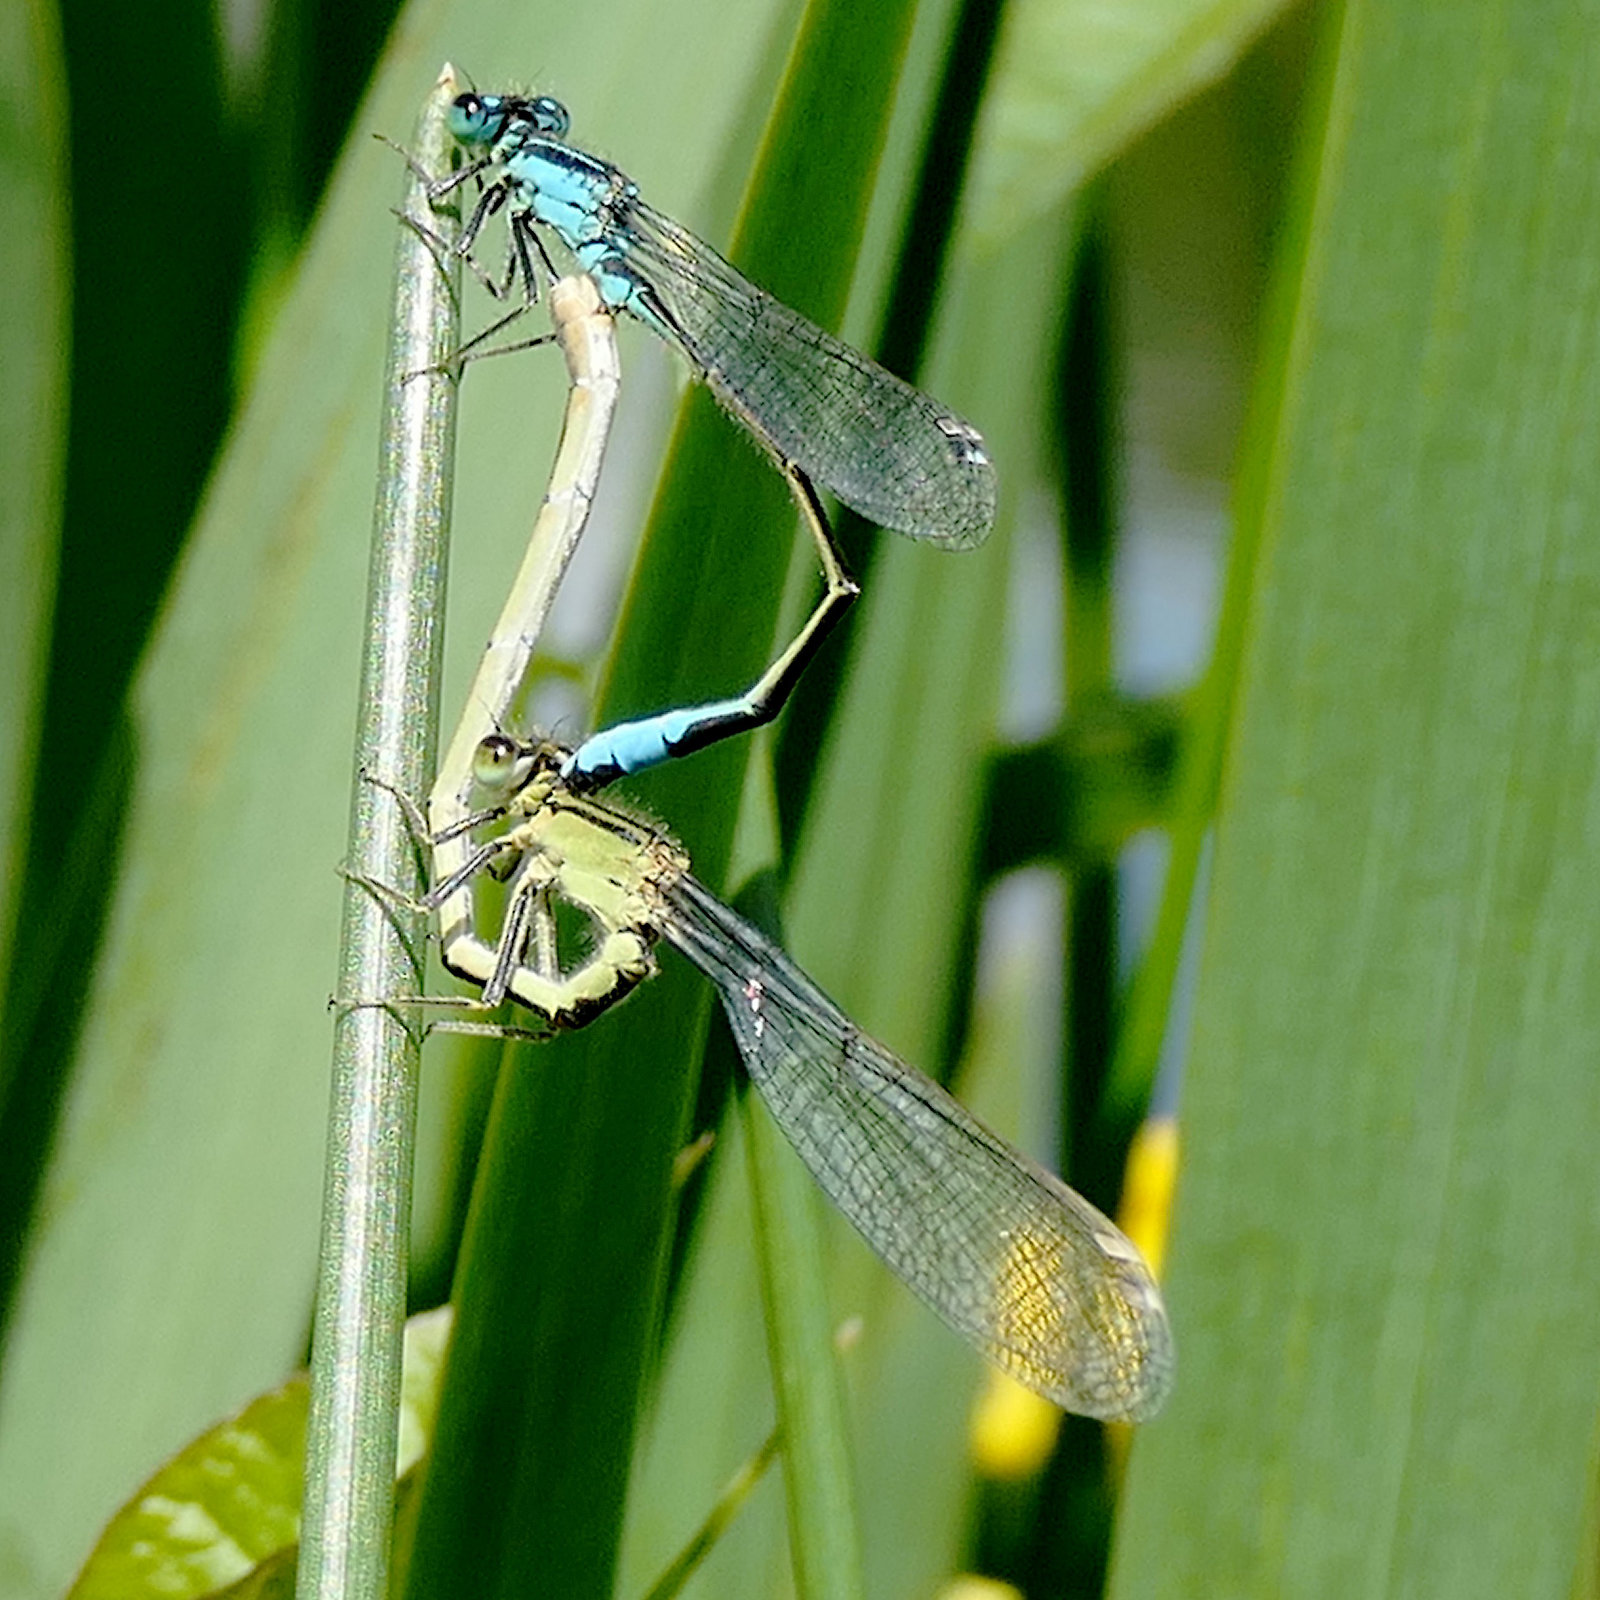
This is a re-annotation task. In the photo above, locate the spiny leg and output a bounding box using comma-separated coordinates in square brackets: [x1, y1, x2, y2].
[445, 217, 568, 363]
[357, 768, 521, 911]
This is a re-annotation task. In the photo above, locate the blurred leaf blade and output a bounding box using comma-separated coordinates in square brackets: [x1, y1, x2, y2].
[777, 202, 1077, 1598]
[966, 0, 1294, 243]
[40, 0, 244, 851]
[1113, 1, 1600, 1595]
[0, 0, 67, 924]
[0, 0, 68, 1014]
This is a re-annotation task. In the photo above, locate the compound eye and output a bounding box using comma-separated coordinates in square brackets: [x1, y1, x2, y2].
[473, 734, 521, 790]
[529, 95, 570, 137]
[447, 93, 496, 143]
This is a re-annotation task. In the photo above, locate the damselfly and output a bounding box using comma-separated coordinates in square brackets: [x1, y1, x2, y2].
[399, 732, 1174, 1423]
[427, 89, 997, 789]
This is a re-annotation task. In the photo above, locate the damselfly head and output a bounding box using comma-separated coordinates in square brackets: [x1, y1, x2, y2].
[449, 91, 570, 147]
[472, 732, 562, 798]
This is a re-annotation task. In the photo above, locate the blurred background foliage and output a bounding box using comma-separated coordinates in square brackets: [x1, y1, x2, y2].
[5, 0, 1600, 1595]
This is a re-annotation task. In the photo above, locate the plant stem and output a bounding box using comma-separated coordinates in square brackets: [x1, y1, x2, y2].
[298, 65, 463, 1600]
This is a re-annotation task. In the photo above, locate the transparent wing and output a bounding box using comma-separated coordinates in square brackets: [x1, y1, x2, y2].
[661, 875, 1173, 1422]
[618, 199, 996, 548]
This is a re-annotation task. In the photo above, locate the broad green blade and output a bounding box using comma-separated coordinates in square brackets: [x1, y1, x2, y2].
[778, 215, 1051, 1600]
[0, 0, 67, 1000]
[966, 0, 1295, 242]
[1113, 1, 1600, 1595]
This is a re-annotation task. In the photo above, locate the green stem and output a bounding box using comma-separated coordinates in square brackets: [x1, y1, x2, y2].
[297, 66, 463, 1600]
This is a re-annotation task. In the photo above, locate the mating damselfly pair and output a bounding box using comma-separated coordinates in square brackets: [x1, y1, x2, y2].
[380, 81, 1173, 1423]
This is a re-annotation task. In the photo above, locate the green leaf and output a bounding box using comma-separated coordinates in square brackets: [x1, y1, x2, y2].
[1113, 1, 1600, 1594]
[0, 0, 67, 996]
[66, 1308, 451, 1600]
[966, 0, 1294, 243]
[69, 1372, 307, 1600]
